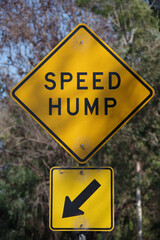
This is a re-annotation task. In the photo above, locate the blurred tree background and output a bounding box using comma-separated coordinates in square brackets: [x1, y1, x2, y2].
[0, 0, 159, 239]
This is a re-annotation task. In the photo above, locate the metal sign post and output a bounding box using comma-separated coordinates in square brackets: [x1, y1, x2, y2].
[79, 233, 86, 240]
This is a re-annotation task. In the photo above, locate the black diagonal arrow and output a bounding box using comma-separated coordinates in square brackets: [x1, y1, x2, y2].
[62, 179, 101, 218]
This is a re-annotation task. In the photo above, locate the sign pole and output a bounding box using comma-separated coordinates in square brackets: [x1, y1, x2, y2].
[79, 232, 86, 240]
[78, 163, 87, 240]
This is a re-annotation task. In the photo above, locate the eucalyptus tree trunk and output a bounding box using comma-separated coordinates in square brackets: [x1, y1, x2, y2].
[136, 161, 143, 240]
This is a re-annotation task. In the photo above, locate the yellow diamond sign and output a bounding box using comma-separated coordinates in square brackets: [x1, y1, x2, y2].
[10, 24, 154, 163]
[49, 167, 114, 231]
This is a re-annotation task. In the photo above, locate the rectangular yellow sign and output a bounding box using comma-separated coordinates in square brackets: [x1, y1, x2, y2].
[49, 167, 114, 231]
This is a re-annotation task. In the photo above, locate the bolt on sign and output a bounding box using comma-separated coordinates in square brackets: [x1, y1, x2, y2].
[49, 167, 114, 231]
[10, 24, 154, 164]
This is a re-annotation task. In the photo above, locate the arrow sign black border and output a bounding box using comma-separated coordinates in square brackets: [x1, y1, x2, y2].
[49, 167, 114, 231]
[11, 24, 154, 164]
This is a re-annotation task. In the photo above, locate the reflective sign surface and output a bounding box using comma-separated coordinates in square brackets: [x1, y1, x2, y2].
[11, 24, 154, 163]
[49, 167, 114, 231]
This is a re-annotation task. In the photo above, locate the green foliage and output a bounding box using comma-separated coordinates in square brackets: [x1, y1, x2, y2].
[76, 0, 91, 7]
[0, 165, 39, 240]
[79, 0, 159, 43]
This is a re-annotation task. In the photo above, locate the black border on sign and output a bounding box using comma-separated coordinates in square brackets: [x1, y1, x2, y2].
[50, 167, 114, 231]
[11, 24, 154, 163]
